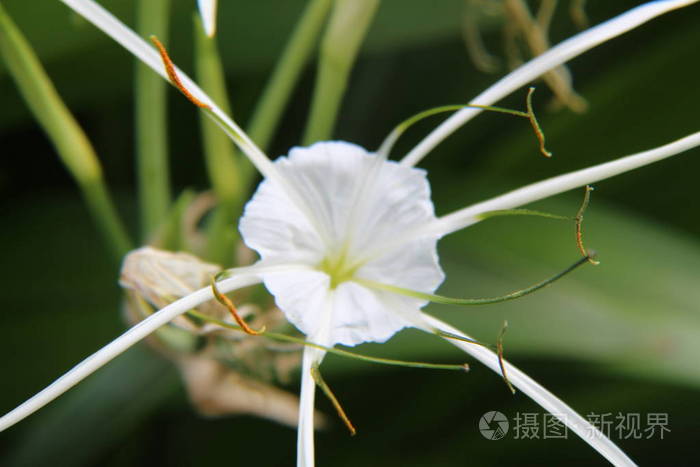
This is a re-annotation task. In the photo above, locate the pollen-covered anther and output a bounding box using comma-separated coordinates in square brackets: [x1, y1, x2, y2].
[575, 185, 600, 265]
[210, 277, 265, 335]
[150, 35, 210, 109]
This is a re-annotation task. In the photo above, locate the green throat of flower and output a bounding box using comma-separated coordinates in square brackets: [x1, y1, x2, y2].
[318, 249, 361, 289]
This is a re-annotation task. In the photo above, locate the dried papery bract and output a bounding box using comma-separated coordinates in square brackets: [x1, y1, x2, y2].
[120, 247, 304, 423]
[120, 246, 224, 332]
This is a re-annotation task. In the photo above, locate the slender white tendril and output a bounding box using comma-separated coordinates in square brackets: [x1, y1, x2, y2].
[0, 263, 306, 433]
[197, 0, 218, 37]
[421, 313, 637, 467]
[401, 0, 699, 167]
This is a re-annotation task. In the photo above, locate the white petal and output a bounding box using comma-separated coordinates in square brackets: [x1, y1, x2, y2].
[421, 314, 636, 467]
[401, 0, 699, 166]
[0, 269, 267, 433]
[356, 236, 443, 295]
[241, 141, 439, 258]
[432, 130, 700, 236]
[262, 270, 331, 338]
[330, 282, 416, 346]
[261, 270, 411, 346]
[197, 0, 218, 37]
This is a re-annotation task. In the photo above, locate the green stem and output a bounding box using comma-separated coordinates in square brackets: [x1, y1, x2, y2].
[136, 0, 171, 241]
[302, 0, 380, 145]
[157, 189, 196, 252]
[356, 255, 592, 306]
[476, 208, 570, 221]
[247, 0, 333, 152]
[0, 4, 131, 261]
[379, 87, 549, 158]
[194, 16, 243, 265]
[81, 181, 133, 259]
[186, 310, 467, 372]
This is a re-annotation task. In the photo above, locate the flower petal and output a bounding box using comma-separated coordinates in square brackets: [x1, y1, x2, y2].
[402, 0, 699, 166]
[261, 269, 431, 346]
[422, 313, 636, 467]
[241, 141, 442, 269]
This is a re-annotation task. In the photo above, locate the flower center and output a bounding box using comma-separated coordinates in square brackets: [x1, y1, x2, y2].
[318, 247, 360, 289]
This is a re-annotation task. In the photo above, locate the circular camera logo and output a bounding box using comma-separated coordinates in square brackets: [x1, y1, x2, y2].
[479, 411, 509, 440]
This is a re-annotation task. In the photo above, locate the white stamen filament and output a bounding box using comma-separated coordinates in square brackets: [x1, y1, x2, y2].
[197, 0, 218, 37]
[297, 348, 319, 467]
[401, 0, 699, 167]
[432, 130, 700, 236]
[421, 313, 637, 467]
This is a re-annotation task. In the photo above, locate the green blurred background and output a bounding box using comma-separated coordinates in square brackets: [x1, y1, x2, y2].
[1, 0, 699, 465]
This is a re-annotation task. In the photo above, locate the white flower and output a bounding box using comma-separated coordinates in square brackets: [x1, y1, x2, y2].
[240, 141, 443, 347]
[3, 2, 700, 467]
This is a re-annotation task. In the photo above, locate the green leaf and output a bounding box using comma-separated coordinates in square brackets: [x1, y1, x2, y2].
[0, 2, 131, 260]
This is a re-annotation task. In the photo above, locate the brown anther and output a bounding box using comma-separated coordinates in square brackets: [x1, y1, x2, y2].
[150, 35, 210, 109]
[575, 185, 600, 265]
[311, 365, 356, 436]
[526, 87, 553, 158]
[210, 277, 264, 335]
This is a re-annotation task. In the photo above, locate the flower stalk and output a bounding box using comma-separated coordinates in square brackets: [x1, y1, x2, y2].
[136, 0, 171, 241]
[302, 0, 380, 144]
[248, 0, 334, 151]
[193, 18, 245, 264]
